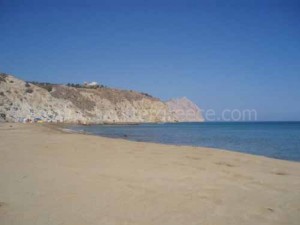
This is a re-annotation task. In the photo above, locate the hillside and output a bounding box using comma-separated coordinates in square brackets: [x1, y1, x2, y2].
[0, 73, 204, 123]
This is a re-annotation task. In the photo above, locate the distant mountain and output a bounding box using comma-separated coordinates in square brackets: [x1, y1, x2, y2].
[166, 97, 204, 122]
[0, 73, 204, 123]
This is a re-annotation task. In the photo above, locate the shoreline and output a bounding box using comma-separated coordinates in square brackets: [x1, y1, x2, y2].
[51, 123, 276, 162]
[1, 123, 300, 225]
[61, 122, 300, 163]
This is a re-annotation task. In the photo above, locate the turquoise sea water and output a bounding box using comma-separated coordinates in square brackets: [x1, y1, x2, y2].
[69, 122, 300, 162]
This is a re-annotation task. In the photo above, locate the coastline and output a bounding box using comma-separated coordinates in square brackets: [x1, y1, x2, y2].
[0, 122, 299, 225]
[64, 122, 300, 162]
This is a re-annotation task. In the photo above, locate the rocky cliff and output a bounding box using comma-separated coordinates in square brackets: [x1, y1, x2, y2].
[166, 97, 204, 122]
[0, 73, 204, 123]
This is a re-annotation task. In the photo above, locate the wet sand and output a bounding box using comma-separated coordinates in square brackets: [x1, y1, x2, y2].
[0, 123, 299, 225]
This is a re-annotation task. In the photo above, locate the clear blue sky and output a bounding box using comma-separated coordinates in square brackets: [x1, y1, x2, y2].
[1, 0, 299, 121]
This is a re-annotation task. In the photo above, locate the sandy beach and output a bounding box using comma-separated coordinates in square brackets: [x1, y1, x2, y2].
[0, 123, 299, 225]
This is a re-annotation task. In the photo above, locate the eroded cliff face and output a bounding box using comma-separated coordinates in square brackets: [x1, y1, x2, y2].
[0, 74, 204, 123]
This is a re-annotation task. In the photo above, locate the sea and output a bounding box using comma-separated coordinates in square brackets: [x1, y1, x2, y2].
[68, 122, 300, 162]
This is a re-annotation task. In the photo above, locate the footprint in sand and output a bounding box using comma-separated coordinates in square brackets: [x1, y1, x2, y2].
[215, 161, 236, 167]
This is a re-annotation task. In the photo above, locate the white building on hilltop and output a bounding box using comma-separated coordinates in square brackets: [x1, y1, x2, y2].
[84, 81, 98, 87]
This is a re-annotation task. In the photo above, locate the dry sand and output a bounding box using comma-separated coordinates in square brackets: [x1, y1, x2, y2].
[0, 123, 299, 225]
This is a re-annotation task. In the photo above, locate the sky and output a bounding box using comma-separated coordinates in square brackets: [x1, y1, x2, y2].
[0, 0, 300, 121]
